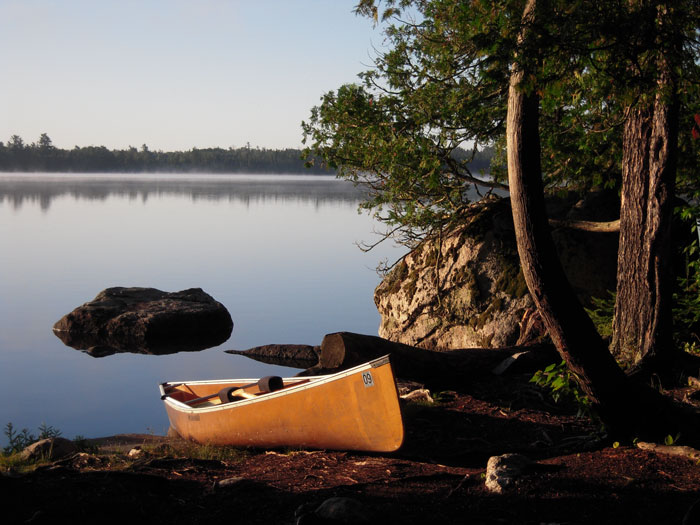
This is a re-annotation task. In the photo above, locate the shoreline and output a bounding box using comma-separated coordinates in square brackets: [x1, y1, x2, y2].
[4, 377, 700, 525]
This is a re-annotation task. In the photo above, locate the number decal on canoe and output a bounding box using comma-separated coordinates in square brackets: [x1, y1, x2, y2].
[362, 371, 374, 388]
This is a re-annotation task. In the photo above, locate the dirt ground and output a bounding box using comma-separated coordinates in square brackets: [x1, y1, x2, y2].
[3, 372, 700, 524]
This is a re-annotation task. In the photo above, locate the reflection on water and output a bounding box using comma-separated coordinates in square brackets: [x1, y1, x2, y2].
[53, 326, 232, 358]
[0, 173, 405, 445]
[0, 173, 368, 211]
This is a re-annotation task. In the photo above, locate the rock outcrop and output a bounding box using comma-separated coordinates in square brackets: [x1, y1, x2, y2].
[374, 194, 619, 350]
[225, 344, 320, 369]
[53, 287, 233, 356]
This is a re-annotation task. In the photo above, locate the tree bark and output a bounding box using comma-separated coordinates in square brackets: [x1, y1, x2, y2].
[612, 59, 680, 375]
[302, 331, 559, 387]
[504, 0, 700, 442]
[505, 0, 643, 433]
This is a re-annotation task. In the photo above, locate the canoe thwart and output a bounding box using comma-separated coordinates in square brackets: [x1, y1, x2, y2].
[217, 375, 284, 404]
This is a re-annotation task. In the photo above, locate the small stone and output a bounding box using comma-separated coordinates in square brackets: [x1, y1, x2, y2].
[485, 453, 532, 493]
[400, 388, 434, 403]
[215, 477, 246, 489]
[127, 447, 143, 458]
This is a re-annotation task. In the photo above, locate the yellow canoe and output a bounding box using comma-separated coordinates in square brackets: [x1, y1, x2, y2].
[159, 355, 404, 452]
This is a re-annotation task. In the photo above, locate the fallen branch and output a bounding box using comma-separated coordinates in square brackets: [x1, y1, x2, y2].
[636, 441, 700, 461]
[548, 218, 620, 233]
[304, 331, 559, 388]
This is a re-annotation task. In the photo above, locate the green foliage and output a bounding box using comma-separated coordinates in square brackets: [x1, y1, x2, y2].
[684, 342, 700, 356]
[584, 291, 616, 339]
[584, 216, 700, 347]
[3, 422, 62, 456]
[37, 422, 62, 440]
[664, 433, 681, 446]
[303, 0, 517, 248]
[3, 423, 36, 455]
[158, 442, 251, 463]
[673, 215, 700, 348]
[302, 0, 699, 251]
[530, 361, 593, 419]
[72, 435, 99, 454]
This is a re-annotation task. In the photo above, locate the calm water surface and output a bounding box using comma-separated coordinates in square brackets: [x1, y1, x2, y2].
[0, 173, 405, 444]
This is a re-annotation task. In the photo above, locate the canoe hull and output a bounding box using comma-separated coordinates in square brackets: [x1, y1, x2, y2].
[160, 356, 404, 452]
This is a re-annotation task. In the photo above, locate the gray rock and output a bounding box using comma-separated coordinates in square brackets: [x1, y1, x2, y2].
[225, 344, 320, 368]
[485, 453, 533, 493]
[20, 437, 78, 461]
[127, 446, 144, 458]
[53, 287, 233, 356]
[374, 195, 618, 350]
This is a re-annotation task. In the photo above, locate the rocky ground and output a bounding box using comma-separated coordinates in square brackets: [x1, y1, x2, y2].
[3, 371, 700, 524]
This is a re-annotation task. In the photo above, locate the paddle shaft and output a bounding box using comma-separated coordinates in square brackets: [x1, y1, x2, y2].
[183, 381, 256, 406]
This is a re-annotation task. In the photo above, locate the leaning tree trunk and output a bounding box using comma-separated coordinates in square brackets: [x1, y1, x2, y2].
[612, 59, 680, 377]
[505, 0, 669, 436]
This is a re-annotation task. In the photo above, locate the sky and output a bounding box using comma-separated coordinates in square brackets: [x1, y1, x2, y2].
[0, 0, 386, 151]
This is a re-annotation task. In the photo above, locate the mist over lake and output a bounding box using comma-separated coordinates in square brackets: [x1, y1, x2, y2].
[0, 173, 405, 443]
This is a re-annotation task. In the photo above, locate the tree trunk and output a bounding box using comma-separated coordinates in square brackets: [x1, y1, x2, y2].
[505, 0, 700, 442]
[612, 62, 680, 376]
[505, 0, 642, 433]
[305, 331, 559, 387]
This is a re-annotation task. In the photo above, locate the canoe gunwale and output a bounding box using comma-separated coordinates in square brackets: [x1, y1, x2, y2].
[160, 354, 393, 415]
[159, 354, 404, 452]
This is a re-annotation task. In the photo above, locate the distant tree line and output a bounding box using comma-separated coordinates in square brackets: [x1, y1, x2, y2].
[0, 133, 493, 176]
[0, 134, 337, 174]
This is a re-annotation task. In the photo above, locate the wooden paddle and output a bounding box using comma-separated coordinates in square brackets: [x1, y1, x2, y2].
[182, 376, 283, 406]
[218, 375, 284, 403]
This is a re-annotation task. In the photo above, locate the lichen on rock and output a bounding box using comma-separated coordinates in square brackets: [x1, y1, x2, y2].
[374, 193, 618, 350]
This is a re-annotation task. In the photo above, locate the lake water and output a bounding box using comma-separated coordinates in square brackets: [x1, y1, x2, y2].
[0, 173, 405, 444]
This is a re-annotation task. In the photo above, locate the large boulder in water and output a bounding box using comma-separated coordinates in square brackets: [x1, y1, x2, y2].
[53, 287, 233, 356]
